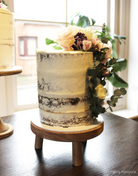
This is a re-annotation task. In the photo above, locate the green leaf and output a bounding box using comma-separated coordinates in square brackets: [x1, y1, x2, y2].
[101, 80, 106, 86]
[114, 34, 126, 44]
[111, 40, 118, 58]
[105, 26, 109, 32]
[70, 12, 81, 25]
[87, 68, 98, 77]
[112, 58, 127, 72]
[76, 15, 90, 28]
[107, 72, 128, 88]
[111, 95, 118, 103]
[52, 45, 63, 50]
[108, 58, 117, 66]
[110, 33, 126, 44]
[101, 107, 106, 113]
[90, 18, 96, 25]
[2, 0, 7, 5]
[45, 38, 56, 45]
[70, 12, 96, 27]
[114, 89, 122, 96]
[101, 36, 108, 44]
[90, 97, 99, 104]
[107, 100, 116, 107]
[120, 88, 127, 95]
[91, 77, 100, 87]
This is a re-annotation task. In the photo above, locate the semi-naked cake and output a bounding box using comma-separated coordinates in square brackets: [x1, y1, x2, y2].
[0, 3, 14, 70]
[37, 51, 93, 127]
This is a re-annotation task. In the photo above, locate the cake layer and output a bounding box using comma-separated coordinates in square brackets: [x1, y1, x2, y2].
[0, 25, 14, 40]
[37, 51, 93, 96]
[0, 7, 14, 70]
[0, 40, 14, 69]
[38, 94, 91, 113]
[37, 51, 93, 71]
[40, 108, 93, 127]
[37, 71, 90, 96]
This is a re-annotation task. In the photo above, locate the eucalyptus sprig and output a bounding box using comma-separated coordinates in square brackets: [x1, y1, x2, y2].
[96, 24, 126, 58]
[107, 88, 127, 112]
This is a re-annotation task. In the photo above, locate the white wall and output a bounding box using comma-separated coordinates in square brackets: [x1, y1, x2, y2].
[5, 0, 14, 12]
[127, 0, 138, 112]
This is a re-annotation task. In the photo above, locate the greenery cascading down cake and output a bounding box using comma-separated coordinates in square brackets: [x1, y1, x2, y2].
[37, 25, 128, 128]
[0, 1, 14, 70]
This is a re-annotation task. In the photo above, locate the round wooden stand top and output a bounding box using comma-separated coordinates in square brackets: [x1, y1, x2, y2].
[31, 115, 104, 142]
[0, 66, 22, 76]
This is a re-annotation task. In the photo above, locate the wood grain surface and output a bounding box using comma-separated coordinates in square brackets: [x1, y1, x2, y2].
[31, 116, 104, 142]
[0, 66, 22, 76]
[0, 110, 138, 176]
[0, 66, 22, 139]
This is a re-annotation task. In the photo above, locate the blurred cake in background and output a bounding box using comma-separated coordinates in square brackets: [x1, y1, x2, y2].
[0, 1, 14, 70]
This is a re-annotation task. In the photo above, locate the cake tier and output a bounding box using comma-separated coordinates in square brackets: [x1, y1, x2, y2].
[0, 8, 13, 25]
[0, 8, 14, 70]
[37, 51, 93, 127]
[40, 109, 93, 128]
[37, 51, 93, 97]
[38, 95, 91, 113]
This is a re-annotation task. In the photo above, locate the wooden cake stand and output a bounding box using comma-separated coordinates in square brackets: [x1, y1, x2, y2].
[31, 113, 104, 166]
[0, 66, 22, 139]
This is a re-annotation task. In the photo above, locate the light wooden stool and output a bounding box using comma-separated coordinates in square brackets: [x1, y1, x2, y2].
[0, 66, 22, 139]
[31, 115, 104, 166]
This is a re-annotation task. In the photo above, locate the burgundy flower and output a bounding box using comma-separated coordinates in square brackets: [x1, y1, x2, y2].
[71, 32, 87, 50]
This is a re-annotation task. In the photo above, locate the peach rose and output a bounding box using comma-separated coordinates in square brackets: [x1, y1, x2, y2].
[90, 38, 102, 50]
[55, 26, 84, 51]
[83, 40, 92, 50]
[90, 38, 96, 46]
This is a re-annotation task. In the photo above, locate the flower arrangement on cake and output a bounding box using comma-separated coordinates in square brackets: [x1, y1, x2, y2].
[45, 20, 128, 119]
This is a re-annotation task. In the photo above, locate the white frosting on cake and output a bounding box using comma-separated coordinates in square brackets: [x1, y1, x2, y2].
[37, 51, 93, 127]
[0, 5, 14, 70]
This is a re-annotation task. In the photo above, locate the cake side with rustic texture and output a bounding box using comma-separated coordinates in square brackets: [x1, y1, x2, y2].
[37, 51, 93, 127]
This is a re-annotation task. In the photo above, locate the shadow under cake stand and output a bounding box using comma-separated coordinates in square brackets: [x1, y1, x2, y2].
[0, 66, 22, 139]
[31, 114, 104, 166]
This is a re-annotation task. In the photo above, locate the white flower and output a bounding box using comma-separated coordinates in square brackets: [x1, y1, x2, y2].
[95, 84, 106, 99]
[84, 27, 97, 40]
